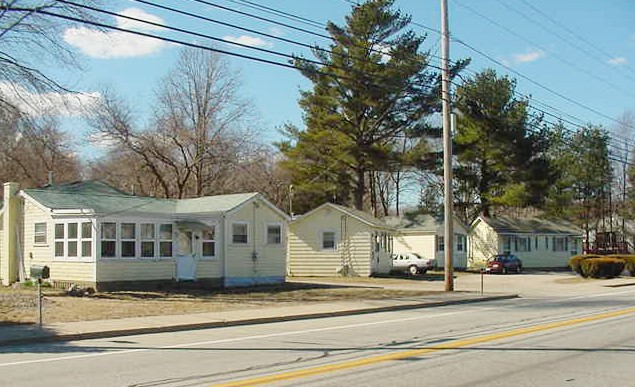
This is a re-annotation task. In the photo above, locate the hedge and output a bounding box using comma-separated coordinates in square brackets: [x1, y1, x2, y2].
[568, 255, 632, 278]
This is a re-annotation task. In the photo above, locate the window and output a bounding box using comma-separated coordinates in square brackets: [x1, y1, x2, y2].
[502, 236, 511, 253]
[545, 236, 549, 250]
[141, 223, 155, 258]
[267, 224, 282, 245]
[553, 237, 568, 252]
[535, 237, 538, 250]
[54, 223, 64, 257]
[516, 236, 531, 252]
[202, 227, 216, 257]
[34, 223, 47, 244]
[121, 223, 136, 258]
[437, 236, 445, 252]
[159, 224, 173, 257]
[101, 222, 116, 258]
[67, 223, 78, 257]
[81, 222, 92, 258]
[321, 231, 336, 250]
[456, 234, 465, 252]
[232, 222, 248, 244]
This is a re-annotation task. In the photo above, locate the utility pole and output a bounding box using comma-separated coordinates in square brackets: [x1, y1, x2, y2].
[441, 0, 454, 291]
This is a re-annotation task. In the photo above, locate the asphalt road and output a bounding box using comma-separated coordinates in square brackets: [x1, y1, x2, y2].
[1, 283, 634, 387]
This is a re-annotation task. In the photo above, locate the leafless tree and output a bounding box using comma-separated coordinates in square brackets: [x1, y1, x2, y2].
[88, 48, 273, 200]
[0, 0, 100, 114]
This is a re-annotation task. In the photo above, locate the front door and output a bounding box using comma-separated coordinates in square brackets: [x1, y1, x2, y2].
[176, 231, 196, 281]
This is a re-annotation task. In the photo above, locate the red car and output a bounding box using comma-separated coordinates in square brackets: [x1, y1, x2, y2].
[486, 254, 523, 274]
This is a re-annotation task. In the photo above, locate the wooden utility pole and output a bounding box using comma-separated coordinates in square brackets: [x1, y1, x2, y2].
[441, 0, 454, 291]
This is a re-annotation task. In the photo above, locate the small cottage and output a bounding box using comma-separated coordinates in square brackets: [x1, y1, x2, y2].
[288, 203, 393, 277]
[469, 216, 583, 269]
[386, 214, 469, 269]
[0, 181, 288, 290]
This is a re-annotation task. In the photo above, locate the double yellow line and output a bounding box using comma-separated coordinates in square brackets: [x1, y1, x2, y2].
[215, 307, 635, 386]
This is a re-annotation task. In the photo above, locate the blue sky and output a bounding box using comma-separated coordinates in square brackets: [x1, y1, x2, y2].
[14, 0, 635, 153]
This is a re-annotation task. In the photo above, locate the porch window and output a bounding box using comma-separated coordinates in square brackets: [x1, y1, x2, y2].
[516, 236, 531, 252]
[502, 236, 511, 253]
[101, 222, 116, 258]
[141, 223, 156, 258]
[266, 224, 282, 244]
[54, 223, 64, 257]
[232, 222, 249, 244]
[81, 222, 92, 258]
[159, 224, 173, 257]
[67, 223, 78, 257]
[321, 231, 336, 250]
[34, 222, 47, 244]
[553, 237, 568, 252]
[202, 227, 216, 257]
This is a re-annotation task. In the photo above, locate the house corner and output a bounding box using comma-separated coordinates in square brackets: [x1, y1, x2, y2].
[1, 182, 20, 286]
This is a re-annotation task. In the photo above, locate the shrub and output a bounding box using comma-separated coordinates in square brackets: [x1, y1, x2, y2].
[610, 255, 635, 276]
[579, 257, 626, 279]
[569, 255, 601, 277]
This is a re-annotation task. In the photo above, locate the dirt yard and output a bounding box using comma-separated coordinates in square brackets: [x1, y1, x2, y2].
[0, 280, 437, 325]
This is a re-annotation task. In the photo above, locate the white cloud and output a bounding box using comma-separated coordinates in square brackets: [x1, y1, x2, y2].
[223, 35, 273, 48]
[269, 27, 283, 37]
[0, 82, 101, 117]
[608, 57, 627, 65]
[512, 50, 546, 64]
[63, 8, 168, 59]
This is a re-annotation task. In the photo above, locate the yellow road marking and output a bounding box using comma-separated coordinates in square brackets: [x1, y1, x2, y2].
[214, 307, 635, 387]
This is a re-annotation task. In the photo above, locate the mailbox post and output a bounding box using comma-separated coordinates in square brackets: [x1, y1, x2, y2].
[30, 265, 50, 327]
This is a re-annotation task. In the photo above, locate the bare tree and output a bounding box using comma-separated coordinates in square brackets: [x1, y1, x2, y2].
[88, 48, 264, 199]
[0, 0, 100, 113]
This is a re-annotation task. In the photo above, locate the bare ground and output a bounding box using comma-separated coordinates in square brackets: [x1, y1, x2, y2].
[0, 280, 438, 325]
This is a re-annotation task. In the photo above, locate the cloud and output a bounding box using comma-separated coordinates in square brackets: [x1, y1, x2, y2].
[269, 27, 284, 37]
[0, 82, 101, 117]
[63, 8, 168, 59]
[512, 50, 546, 64]
[223, 35, 273, 48]
[608, 57, 627, 65]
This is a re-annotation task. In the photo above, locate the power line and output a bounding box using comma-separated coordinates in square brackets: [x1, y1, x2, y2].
[222, 0, 326, 30]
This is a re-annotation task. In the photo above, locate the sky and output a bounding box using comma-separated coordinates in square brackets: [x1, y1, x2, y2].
[9, 0, 635, 157]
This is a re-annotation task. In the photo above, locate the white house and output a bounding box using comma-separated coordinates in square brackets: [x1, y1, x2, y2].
[0, 181, 289, 290]
[288, 203, 393, 277]
[469, 216, 583, 269]
[385, 214, 469, 269]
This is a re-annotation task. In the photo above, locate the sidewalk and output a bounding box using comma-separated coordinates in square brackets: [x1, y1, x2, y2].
[0, 291, 516, 347]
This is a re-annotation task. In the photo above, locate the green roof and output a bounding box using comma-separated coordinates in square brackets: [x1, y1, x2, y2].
[22, 181, 258, 216]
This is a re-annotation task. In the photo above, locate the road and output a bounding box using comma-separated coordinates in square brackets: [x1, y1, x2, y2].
[1, 282, 634, 386]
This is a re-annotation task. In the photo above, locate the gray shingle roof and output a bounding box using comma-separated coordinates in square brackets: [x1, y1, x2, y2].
[479, 216, 583, 235]
[22, 180, 258, 216]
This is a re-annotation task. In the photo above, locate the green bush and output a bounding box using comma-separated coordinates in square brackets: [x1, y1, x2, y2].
[579, 257, 626, 279]
[569, 255, 601, 277]
[610, 255, 635, 276]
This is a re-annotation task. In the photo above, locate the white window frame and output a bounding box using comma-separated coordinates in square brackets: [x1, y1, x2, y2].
[456, 234, 465, 252]
[54, 223, 65, 258]
[266, 223, 283, 245]
[437, 235, 445, 252]
[81, 222, 93, 258]
[53, 220, 94, 260]
[232, 222, 249, 244]
[320, 230, 337, 251]
[67, 222, 79, 258]
[159, 223, 173, 258]
[100, 222, 117, 259]
[34, 222, 47, 245]
[201, 226, 217, 259]
[120, 222, 137, 258]
[140, 223, 156, 258]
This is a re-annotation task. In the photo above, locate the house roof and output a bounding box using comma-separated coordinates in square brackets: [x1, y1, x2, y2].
[384, 214, 468, 234]
[293, 202, 391, 229]
[21, 180, 260, 216]
[476, 216, 583, 236]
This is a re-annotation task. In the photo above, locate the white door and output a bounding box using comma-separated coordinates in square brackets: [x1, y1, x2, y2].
[176, 231, 196, 281]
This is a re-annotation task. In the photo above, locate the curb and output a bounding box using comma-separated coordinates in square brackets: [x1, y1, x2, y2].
[0, 294, 517, 347]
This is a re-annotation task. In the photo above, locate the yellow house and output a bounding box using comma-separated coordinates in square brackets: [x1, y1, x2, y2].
[0, 181, 288, 290]
[386, 215, 469, 269]
[288, 203, 393, 277]
[469, 216, 583, 269]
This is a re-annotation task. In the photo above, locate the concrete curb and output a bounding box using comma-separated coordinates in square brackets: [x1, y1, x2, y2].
[0, 294, 517, 347]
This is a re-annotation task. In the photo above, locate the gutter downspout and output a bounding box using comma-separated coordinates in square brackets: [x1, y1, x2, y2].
[221, 213, 227, 289]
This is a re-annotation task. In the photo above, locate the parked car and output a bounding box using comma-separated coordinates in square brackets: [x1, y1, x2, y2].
[391, 253, 435, 275]
[486, 254, 523, 274]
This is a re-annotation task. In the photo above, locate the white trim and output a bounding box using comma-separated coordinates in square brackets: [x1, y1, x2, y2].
[200, 224, 217, 259]
[265, 222, 283, 245]
[52, 220, 95, 261]
[231, 221, 250, 245]
[319, 229, 338, 251]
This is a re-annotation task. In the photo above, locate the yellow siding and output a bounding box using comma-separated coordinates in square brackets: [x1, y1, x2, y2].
[97, 259, 175, 281]
[394, 233, 436, 260]
[288, 206, 377, 277]
[224, 198, 287, 281]
[196, 260, 222, 279]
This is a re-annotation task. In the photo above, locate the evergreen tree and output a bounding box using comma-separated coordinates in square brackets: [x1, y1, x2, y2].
[278, 0, 467, 213]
